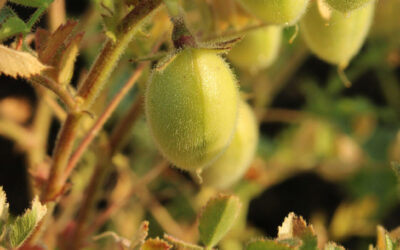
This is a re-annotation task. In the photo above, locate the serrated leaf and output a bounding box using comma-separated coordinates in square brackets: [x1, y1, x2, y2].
[278, 212, 318, 250]
[38, 20, 78, 64]
[56, 32, 83, 86]
[7, 196, 47, 248]
[164, 234, 203, 250]
[0, 7, 27, 41]
[198, 194, 241, 248]
[0, 187, 9, 242]
[141, 237, 172, 250]
[246, 239, 292, 250]
[0, 45, 47, 78]
[130, 221, 149, 250]
[8, 0, 53, 8]
[324, 242, 345, 250]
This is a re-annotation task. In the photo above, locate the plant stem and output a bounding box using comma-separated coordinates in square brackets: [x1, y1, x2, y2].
[42, 0, 163, 202]
[26, 6, 47, 30]
[47, 0, 66, 31]
[77, 0, 163, 109]
[64, 63, 148, 182]
[30, 75, 77, 111]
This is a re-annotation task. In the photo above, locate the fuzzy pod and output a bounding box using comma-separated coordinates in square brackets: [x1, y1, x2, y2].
[300, 0, 375, 66]
[325, 0, 374, 13]
[235, 0, 310, 25]
[202, 100, 258, 190]
[145, 48, 239, 172]
[228, 26, 282, 73]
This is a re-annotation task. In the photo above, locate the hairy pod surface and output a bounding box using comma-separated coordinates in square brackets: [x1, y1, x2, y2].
[202, 101, 258, 190]
[236, 0, 310, 25]
[325, 0, 374, 13]
[145, 48, 239, 172]
[228, 26, 282, 73]
[300, 0, 375, 66]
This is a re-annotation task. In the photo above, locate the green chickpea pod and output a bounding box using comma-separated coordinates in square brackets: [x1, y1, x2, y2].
[228, 26, 282, 73]
[145, 48, 239, 172]
[235, 0, 310, 25]
[300, 0, 375, 66]
[202, 100, 258, 190]
[325, 0, 375, 13]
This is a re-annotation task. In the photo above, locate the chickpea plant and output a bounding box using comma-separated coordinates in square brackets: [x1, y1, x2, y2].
[0, 0, 398, 249]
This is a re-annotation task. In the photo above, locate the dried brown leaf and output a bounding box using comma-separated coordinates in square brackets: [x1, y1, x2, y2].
[0, 45, 47, 79]
[278, 212, 315, 239]
[38, 20, 78, 64]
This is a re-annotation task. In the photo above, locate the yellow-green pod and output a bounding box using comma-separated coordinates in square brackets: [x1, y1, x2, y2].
[228, 26, 282, 73]
[325, 0, 374, 13]
[300, 1, 375, 66]
[235, 0, 310, 25]
[202, 101, 258, 190]
[145, 48, 239, 172]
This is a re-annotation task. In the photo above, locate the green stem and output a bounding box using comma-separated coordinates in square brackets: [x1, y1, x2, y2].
[26, 6, 47, 30]
[77, 0, 163, 109]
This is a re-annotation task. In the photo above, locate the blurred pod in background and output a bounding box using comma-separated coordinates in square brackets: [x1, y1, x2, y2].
[228, 26, 282, 74]
[300, 0, 375, 67]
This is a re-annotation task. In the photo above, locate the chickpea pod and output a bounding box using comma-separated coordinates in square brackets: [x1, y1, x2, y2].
[202, 100, 258, 190]
[145, 48, 239, 172]
[300, 0, 375, 67]
[235, 0, 310, 25]
[325, 0, 375, 13]
[228, 26, 282, 73]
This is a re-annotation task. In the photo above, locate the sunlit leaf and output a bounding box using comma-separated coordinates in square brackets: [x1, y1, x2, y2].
[198, 194, 241, 248]
[7, 196, 47, 248]
[57, 32, 83, 86]
[0, 45, 47, 79]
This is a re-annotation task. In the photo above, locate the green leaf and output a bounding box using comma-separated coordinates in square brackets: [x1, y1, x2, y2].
[198, 194, 241, 248]
[7, 196, 47, 248]
[8, 0, 53, 8]
[0, 187, 9, 243]
[246, 239, 292, 250]
[0, 7, 28, 41]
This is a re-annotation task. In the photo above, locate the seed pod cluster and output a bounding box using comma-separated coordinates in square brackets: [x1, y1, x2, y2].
[325, 0, 374, 13]
[300, 0, 375, 66]
[228, 26, 282, 73]
[235, 0, 310, 25]
[145, 48, 239, 172]
[202, 100, 259, 190]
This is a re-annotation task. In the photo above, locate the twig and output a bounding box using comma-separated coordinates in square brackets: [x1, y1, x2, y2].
[42, 0, 163, 202]
[30, 75, 77, 112]
[63, 63, 147, 181]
